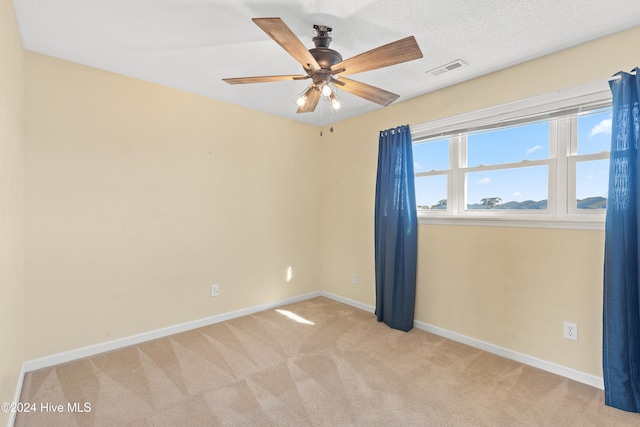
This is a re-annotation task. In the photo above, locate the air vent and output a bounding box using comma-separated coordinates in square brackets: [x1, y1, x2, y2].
[427, 59, 467, 76]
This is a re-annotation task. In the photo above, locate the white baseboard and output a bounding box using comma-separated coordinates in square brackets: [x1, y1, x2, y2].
[319, 291, 375, 313]
[7, 364, 25, 427]
[23, 291, 321, 373]
[412, 320, 604, 390]
[319, 292, 604, 390]
[20, 290, 603, 396]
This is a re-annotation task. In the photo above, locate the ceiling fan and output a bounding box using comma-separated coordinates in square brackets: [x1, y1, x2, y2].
[222, 18, 424, 113]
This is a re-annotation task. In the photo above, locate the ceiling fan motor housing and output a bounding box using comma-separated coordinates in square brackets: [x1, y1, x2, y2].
[310, 24, 342, 70]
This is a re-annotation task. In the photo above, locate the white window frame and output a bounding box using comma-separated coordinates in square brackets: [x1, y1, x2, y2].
[411, 81, 612, 230]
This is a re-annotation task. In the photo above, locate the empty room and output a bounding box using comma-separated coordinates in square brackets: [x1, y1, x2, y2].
[3, 1, 640, 425]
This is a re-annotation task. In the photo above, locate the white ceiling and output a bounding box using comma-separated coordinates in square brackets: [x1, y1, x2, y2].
[13, 0, 640, 127]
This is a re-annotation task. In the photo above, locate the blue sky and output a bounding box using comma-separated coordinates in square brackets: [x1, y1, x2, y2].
[413, 109, 612, 208]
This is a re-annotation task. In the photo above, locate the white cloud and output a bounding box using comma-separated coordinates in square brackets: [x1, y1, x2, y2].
[512, 191, 523, 197]
[414, 161, 422, 171]
[586, 174, 595, 180]
[590, 118, 612, 137]
[525, 145, 543, 155]
[478, 177, 491, 184]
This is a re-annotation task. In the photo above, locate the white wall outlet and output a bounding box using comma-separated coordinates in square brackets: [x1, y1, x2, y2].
[352, 274, 358, 284]
[564, 322, 578, 341]
[210, 284, 219, 297]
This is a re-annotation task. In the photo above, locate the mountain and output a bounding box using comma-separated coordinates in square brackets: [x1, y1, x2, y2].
[468, 198, 604, 210]
[421, 197, 607, 211]
[467, 199, 547, 209]
[497, 200, 547, 210]
[577, 196, 606, 209]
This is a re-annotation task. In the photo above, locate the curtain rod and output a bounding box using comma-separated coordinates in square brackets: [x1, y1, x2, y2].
[609, 70, 637, 81]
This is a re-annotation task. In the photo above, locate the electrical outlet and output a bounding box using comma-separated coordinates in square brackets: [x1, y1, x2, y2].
[210, 284, 219, 297]
[352, 274, 358, 284]
[564, 322, 578, 341]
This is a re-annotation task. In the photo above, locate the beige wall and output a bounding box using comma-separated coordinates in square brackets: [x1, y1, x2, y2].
[0, 0, 25, 424]
[24, 52, 322, 360]
[321, 26, 640, 377]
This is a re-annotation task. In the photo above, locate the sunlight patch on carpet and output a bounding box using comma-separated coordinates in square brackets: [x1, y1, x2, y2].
[276, 309, 315, 325]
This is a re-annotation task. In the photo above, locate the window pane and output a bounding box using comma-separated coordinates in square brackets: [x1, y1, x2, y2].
[577, 109, 612, 155]
[415, 175, 447, 211]
[467, 122, 549, 167]
[413, 138, 448, 172]
[466, 166, 548, 210]
[576, 159, 609, 209]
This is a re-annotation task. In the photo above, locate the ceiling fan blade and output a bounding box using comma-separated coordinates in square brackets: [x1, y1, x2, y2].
[297, 88, 321, 113]
[332, 36, 423, 76]
[253, 18, 321, 71]
[222, 75, 307, 85]
[338, 77, 400, 106]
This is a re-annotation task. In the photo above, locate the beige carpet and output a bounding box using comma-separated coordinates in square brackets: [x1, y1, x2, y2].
[15, 296, 640, 426]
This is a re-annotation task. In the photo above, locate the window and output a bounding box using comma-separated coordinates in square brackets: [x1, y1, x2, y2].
[571, 108, 611, 212]
[411, 81, 612, 229]
[414, 138, 448, 210]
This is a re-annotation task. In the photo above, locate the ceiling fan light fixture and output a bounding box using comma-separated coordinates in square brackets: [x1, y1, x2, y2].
[329, 92, 344, 113]
[320, 82, 333, 97]
[293, 86, 315, 107]
[294, 93, 307, 107]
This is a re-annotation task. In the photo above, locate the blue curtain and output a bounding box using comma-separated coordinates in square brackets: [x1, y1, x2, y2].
[374, 125, 418, 332]
[603, 68, 640, 412]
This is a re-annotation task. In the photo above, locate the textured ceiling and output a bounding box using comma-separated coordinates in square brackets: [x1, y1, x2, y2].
[13, 0, 640, 127]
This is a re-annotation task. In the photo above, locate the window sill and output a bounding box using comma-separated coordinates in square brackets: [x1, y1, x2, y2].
[417, 213, 605, 231]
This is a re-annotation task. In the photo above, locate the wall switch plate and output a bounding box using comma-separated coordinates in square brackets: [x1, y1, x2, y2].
[352, 274, 358, 284]
[210, 284, 219, 297]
